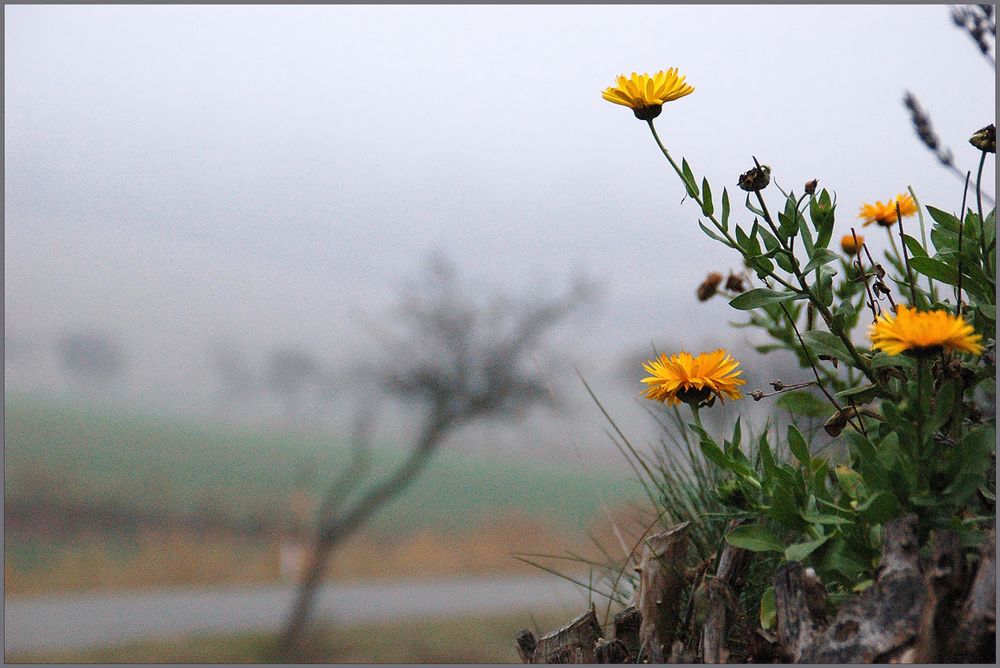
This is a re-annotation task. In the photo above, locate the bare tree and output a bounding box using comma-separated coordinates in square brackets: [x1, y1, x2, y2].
[278, 255, 592, 654]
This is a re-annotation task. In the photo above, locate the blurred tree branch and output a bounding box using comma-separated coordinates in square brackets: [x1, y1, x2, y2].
[278, 255, 593, 654]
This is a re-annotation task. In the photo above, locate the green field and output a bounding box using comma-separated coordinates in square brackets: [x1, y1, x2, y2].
[5, 393, 638, 535]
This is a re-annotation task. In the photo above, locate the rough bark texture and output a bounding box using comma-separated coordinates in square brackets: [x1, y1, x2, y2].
[593, 638, 631, 663]
[515, 628, 537, 663]
[701, 519, 752, 663]
[531, 608, 602, 664]
[774, 561, 829, 662]
[637, 522, 690, 662]
[913, 529, 968, 662]
[611, 605, 641, 660]
[519, 515, 996, 664]
[947, 528, 996, 663]
[799, 514, 925, 663]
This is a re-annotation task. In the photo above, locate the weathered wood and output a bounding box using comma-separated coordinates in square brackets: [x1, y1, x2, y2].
[947, 528, 996, 663]
[800, 514, 926, 663]
[637, 522, 690, 662]
[913, 529, 968, 662]
[611, 605, 641, 660]
[774, 562, 828, 662]
[532, 608, 602, 664]
[700, 578, 731, 663]
[593, 638, 631, 663]
[701, 519, 752, 663]
[515, 628, 537, 663]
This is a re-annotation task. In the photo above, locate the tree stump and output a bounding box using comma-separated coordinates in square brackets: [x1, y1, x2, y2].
[636, 522, 690, 662]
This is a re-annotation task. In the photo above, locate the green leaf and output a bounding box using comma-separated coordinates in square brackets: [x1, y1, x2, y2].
[721, 188, 731, 231]
[696, 434, 733, 472]
[699, 220, 731, 245]
[799, 330, 855, 366]
[909, 257, 960, 286]
[787, 425, 810, 465]
[725, 525, 784, 553]
[925, 205, 961, 232]
[834, 466, 866, 500]
[768, 482, 806, 529]
[785, 534, 831, 562]
[834, 384, 877, 405]
[902, 234, 928, 259]
[800, 511, 851, 526]
[776, 390, 829, 418]
[802, 248, 839, 274]
[855, 490, 900, 524]
[681, 158, 698, 198]
[729, 288, 800, 310]
[758, 432, 777, 481]
[760, 587, 776, 630]
[701, 178, 714, 216]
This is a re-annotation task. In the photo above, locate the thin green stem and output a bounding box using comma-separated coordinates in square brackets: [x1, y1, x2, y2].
[644, 120, 801, 293]
[895, 202, 919, 307]
[975, 150, 989, 269]
[907, 186, 937, 301]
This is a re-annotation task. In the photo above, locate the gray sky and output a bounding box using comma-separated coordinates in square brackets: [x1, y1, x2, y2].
[4, 5, 996, 455]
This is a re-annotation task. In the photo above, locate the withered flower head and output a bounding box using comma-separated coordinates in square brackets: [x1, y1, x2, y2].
[969, 124, 996, 153]
[804, 179, 818, 196]
[696, 271, 724, 301]
[738, 164, 771, 192]
[725, 272, 746, 293]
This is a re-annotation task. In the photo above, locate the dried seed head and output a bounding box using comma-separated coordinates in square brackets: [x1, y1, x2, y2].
[970, 124, 996, 153]
[738, 164, 771, 192]
[804, 179, 819, 196]
[696, 271, 724, 301]
[725, 272, 747, 293]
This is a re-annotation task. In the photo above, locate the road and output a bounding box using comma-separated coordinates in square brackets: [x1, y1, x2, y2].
[5, 575, 590, 653]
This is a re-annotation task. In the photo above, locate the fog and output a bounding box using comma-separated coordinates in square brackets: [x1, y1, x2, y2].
[5, 5, 996, 459]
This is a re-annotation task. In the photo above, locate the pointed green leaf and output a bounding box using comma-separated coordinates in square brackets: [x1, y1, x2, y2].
[725, 525, 784, 553]
[729, 288, 800, 310]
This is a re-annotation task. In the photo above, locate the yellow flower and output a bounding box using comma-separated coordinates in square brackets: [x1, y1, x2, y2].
[602, 68, 694, 121]
[641, 349, 745, 407]
[869, 306, 983, 356]
[859, 193, 918, 227]
[841, 233, 864, 255]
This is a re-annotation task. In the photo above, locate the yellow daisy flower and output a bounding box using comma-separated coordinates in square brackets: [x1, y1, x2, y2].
[859, 193, 918, 227]
[840, 234, 864, 256]
[641, 349, 745, 407]
[602, 68, 694, 121]
[869, 306, 983, 356]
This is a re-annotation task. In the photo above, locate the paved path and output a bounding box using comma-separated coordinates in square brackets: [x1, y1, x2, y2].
[5, 575, 588, 653]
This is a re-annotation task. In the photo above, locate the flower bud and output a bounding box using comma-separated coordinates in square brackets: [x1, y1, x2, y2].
[840, 234, 864, 256]
[969, 124, 995, 153]
[804, 179, 818, 196]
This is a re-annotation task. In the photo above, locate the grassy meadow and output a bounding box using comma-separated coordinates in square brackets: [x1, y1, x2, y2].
[5, 393, 641, 594]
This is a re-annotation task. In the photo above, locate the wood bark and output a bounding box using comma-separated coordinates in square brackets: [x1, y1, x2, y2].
[947, 528, 995, 663]
[611, 605, 641, 660]
[636, 522, 690, 662]
[913, 529, 968, 662]
[515, 628, 537, 663]
[701, 518, 752, 663]
[799, 514, 925, 663]
[774, 561, 828, 662]
[531, 607, 602, 664]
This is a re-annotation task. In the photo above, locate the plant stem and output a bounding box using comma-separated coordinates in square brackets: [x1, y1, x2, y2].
[975, 150, 989, 269]
[907, 186, 937, 301]
[895, 202, 919, 306]
[644, 121, 801, 293]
